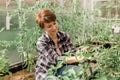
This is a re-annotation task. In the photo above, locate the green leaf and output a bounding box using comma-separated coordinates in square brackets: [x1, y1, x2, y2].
[82, 53, 92, 58]
[62, 76, 69, 80]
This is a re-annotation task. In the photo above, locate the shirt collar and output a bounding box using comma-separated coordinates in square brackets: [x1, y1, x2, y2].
[44, 31, 61, 42]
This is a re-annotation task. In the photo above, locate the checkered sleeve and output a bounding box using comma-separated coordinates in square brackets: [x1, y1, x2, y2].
[36, 39, 58, 63]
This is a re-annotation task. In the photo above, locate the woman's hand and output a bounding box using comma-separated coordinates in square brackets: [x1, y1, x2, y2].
[58, 55, 93, 64]
[65, 56, 84, 64]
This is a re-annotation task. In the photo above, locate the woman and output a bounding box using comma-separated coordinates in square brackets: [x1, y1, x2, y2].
[35, 9, 81, 80]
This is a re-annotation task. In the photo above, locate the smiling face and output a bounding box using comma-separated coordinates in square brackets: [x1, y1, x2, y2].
[43, 21, 58, 36]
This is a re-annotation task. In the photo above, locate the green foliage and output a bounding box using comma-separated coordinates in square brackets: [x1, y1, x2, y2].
[16, 20, 41, 72]
[94, 47, 120, 79]
[0, 41, 15, 48]
[48, 60, 63, 76]
[0, 49, 11, 76]
[56, 12, 82, 45]
[47, 51, 94, 80]
[47, 43, 120, 80]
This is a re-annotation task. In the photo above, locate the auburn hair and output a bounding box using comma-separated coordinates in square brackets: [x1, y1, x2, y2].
[36, 9, 56, 29]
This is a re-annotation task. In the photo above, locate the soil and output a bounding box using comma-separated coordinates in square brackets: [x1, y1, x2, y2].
[4, 69, 35, 80]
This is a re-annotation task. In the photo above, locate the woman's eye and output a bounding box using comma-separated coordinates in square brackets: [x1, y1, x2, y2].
[53, 22, 56, 25]
[48, 25, 52, 28]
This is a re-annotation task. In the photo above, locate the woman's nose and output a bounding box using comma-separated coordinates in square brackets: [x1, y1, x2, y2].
[53, 25, 56, 30]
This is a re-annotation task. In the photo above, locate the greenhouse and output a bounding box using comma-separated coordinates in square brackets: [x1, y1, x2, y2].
[0, 0, 120, 80]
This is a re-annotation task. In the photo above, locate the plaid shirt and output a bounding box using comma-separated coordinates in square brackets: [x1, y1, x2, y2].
[35, 31, 76, 80]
